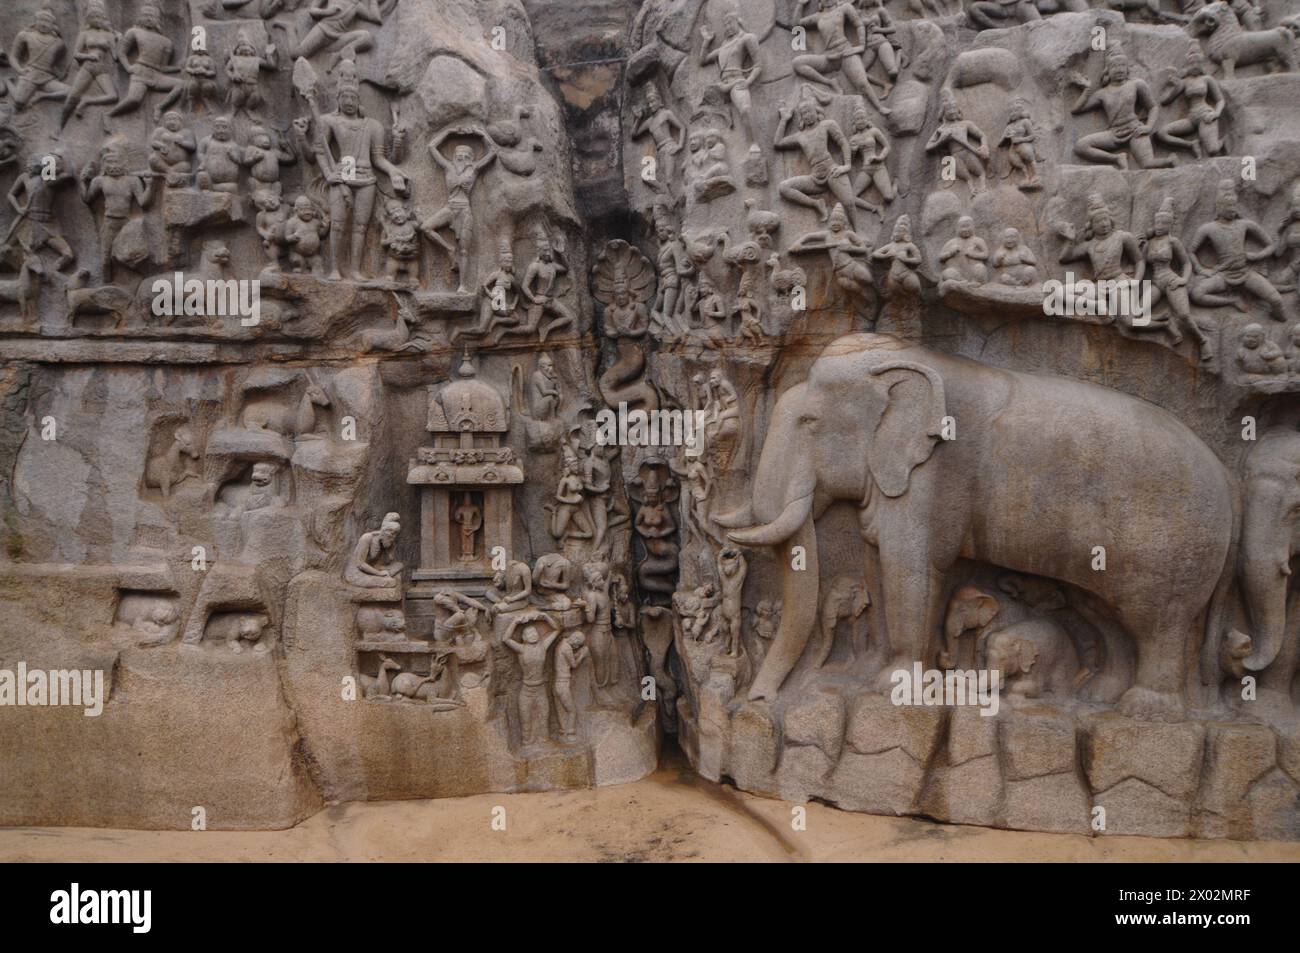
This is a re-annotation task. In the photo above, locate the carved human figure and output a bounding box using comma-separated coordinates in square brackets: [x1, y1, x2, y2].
[109, 2, 184, 120]
[698, 6, 762, 145]
[992, 228, 1039, 286]
[273, 0, 384, 69]
[1068, 51, 1172, 170]
[344, 512, 404, 589]
[421, 127, 496, 293]
[521, 232, 576, 342]
[670, 450, 716, 544]
[967, 0, 1040, 31]
[998, 98, 1042, 191]
[181, 48, 219, 112]
[553, 632, 589, 743]
[283, 195, 328, 274]
[502, 616, 560, 747]
[531, 354, 560, 420]
[789, 203, 875, 312]
[651, 204, 688, 336]
[717, 548, 748, 658]
[857, 0, 901, 96]
[1156, 50, 1225, 159]
[775, 87, 859, 228]
[1055, 193, 1145, 290]
[298, 65, 408, 280]
[245, 128, 296, 196]
[453, 493, 481, 561]
[380, 199, 420, 285]
[1190, 180, 1284, 320]
[1236, 323, 1286, 377]
[632, 86, 684, 187]
[1276, 184, 1300, 293]
[871, 215, 923, 298]
[79, 146, 151, 281]
[197, 116, 246, 193]
[225, 32, 276, 117]
[59, 0, 121, 127]
[7, 8, 69, 111]
[939, 216, 989, 285]
[550, 450, 595, 542]
[1144, 197, 1212, 361]
[793, 0, 892, 115]
[848, 103, 895, 217]
[925, 90, 989, 197]
[149, 111, 197, 188]
[5, 154, 76, 272]
[583, 562, 618, 688]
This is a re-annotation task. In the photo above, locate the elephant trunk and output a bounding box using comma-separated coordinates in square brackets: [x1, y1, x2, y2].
[1239, 498, 1292, 673]
[747, 514, 820, 701]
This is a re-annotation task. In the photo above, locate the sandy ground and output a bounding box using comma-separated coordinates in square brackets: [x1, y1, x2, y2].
[3, 749, 1299, 862]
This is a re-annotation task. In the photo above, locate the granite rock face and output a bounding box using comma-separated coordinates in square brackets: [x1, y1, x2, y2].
[2, 0, 1300, 839]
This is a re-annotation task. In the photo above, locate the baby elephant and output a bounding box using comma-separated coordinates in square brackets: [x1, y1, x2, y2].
[982, 619, 1089, 699]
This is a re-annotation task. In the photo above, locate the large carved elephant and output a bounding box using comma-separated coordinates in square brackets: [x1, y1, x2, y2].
[1227, 429, 1300, 710]
[718, 333, 1235, 718]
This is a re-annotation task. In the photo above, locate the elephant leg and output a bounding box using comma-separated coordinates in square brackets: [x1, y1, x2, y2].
[812, 615, 836, 668]
[872, 533, 948, 691]
[748, 516, 819, 701]
[1117, 605, 1188, 721]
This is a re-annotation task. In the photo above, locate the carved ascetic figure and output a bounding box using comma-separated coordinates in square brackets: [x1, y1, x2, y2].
[1190, 180, 1284, 320]
[298, 63, 408, 281]
[698, 4, 762, 145]
[59, 0, 120, 128]
[110, 2, 184, 120]
[991, 228, 1039, 287]
[502, 613, 561, 747]
[716, 547, 747, 658]
[775, 86, 859, 228]
[1188, 2, 1298, 79]
[793, 0, 891, 116]
[789, 204, 875, 314]
[1144, 197, 1212, 361]
[421, 127, 496, 293]
[79, 145, 151, 281]
[1156, 50, 1225, 159]
[1068, 50, 1173, 171]
[345, 512, 404, 589]
[939, 216, 989, 286]
[632, 86, 684, 188]
[997, 98, 1042, 191]
[5, 154, 76, 272]
[925, 91, 989, 198]
[553, 632, 589, 742]
[717, 332, 1235, 719]
[583, 562, 618, 688]
[7, 8, 69, 112]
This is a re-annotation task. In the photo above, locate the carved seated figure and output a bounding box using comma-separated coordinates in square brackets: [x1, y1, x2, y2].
[344, 513, 404, 589]
[357, 606, 409, 643]
[992, 228, 1039, 287]
[939, 216, 989, 286]
[1236, 323, 1286, 378]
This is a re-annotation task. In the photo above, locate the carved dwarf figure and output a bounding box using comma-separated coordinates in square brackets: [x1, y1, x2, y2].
[1236, 322, 1286, 377]
[181, 47, 219, 112]
[380, 198, 420, 285]
[149, 111, 197, 188]
[998, 98, 1042, 191]
[939, 216, 990, 285]
[992, 228, 1039, 286]
[284, 195, 328, 274]
[197, 116, 246, 193]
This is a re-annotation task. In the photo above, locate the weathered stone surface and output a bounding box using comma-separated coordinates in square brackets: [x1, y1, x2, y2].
[1083, 715, 1206, 801]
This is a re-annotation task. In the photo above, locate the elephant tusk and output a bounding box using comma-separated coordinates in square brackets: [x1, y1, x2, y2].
[727, 494, 814, 547]
[712, 501, 755, 529]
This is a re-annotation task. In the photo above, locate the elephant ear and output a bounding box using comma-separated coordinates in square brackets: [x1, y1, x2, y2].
[866, 361, 948, 498]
